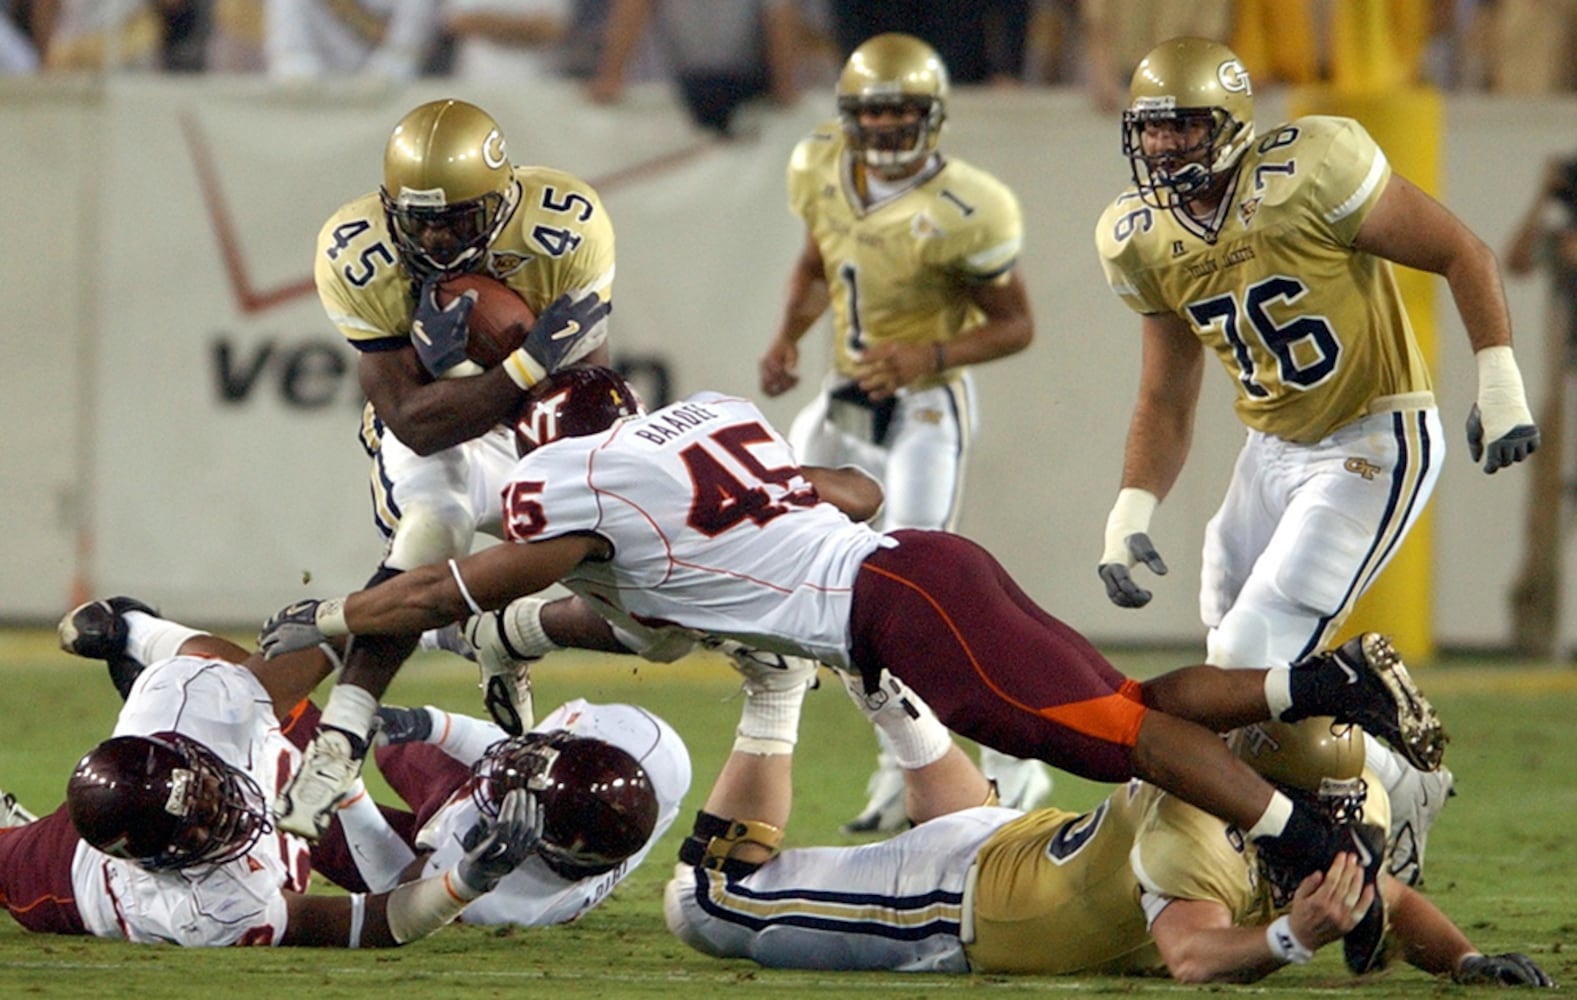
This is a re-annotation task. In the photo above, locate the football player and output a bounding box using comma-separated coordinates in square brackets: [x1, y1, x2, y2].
[339, 697, 692, 927]
[289, 97, 616, 841]
[0, 599, 537, 947]
[664, 691, 1555, 987]
[756, 31, 1045, 831]
[259, 365, 1449, 918]
[1092, 37, 1539, 888]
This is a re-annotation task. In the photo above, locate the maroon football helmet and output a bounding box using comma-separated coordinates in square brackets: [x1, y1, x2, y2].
[471, 730, 658, 878]
[66, 733, 271, 871]
[513, 365, 643, 457]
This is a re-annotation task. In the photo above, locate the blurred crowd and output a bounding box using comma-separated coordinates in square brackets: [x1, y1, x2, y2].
[1, 1, 1572, 134]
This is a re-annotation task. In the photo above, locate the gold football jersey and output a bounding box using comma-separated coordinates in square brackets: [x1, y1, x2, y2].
[315, 164, 615, 352]
[1095, 115, 1432, 443]
[967, 782, 1164, 975]
[787, 124, 1022, 384]
[970, 772, 1392, 975]
[1132, 766, 1392, 921]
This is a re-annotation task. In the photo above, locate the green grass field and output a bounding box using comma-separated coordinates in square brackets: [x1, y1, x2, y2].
[0, 628, 1571, 998]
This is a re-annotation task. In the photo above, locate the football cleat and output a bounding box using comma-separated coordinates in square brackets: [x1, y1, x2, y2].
[1299, 634, 1447, 772]
[841, 752, 910, 835]
[57, 596, 160, 700]
[979, 748, 1055, 812]
[706, 639, 819, 696]
[273, 727, 366, 841]
[1342, 823, 1391, 974]
[1386, 764, 1455, 887]
[1, 788, 36, 828]
[482, 661, 535, 738]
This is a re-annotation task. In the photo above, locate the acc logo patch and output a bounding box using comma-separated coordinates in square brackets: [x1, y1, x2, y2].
[487, 252, 530, 277]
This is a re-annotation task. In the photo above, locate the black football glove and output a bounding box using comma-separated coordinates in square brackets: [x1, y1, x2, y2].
[411, 277, 476, 377]
[374, 705, 434, 747]
[1455, 952, 1555, 987]
[1097, 532, 1168, 608]
[1466, 403, 1540, 474]
[258, 599, 333, 659]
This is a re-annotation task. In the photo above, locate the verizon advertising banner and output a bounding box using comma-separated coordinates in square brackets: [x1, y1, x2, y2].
[2, 77, 1572, 650]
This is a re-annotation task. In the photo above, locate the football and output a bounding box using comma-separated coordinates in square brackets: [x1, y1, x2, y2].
[436, 273, 536, 368]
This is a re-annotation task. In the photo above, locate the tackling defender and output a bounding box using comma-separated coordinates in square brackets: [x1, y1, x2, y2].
[758, 32, 1045, 830]
[258, 365, 1449, 938]
[286, 97, 615, 840]
[1092, 37, 1539, 887]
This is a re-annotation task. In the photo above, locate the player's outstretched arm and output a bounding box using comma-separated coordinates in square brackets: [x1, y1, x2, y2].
[280, 789, 541, 947]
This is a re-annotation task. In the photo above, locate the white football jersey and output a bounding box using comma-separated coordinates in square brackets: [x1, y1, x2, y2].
[415, 699, 691, 926]
[71, 656, 312, 946]
[503, 391, 892, 667]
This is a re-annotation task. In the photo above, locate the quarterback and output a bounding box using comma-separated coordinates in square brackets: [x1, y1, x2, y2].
[665, 682, 1554, 987]
[260, 365, 1449, 914]
[287, 97, 617, 842]
[757, 31, 1044, 831]
[1092, 37, 1539, 888]
[0, 599, 537, 947]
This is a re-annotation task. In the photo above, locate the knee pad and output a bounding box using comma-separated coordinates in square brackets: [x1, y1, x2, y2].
[385, 507, 473, 570]
[1208, 599, 1326, 670]
[677, 810, 783, 878]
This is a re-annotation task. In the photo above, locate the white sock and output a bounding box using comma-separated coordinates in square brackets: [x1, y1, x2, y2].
[1246, 790, 1293, 840]
[734, 684, 807, 755]
[335, 782, 416, 892]
[321, 684, 380, 741]
[843, 670, 953, 770]
[1365, 739, 1407, 789]
[122, 611, 204, 666]
[1263, 669, 1293, 720]
[499, 597, 561, 658]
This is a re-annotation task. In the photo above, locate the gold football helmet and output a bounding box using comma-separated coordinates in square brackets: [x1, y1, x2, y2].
[1122, 37, 1255, 208]
[836, 33, 948, 177]
[380, 98, 522, 281]
[1230, 717, 1367, 825]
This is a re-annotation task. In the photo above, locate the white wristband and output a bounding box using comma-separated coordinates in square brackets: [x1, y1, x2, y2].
[1265, 914, 1314, 964]
[1474, 345, 1534, 439]
[315, 598, 350, 637]
[502, 346, 546, 390]
[1101, 487, 1158, 564]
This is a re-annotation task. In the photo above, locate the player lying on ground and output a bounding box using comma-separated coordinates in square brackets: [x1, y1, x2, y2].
[259, 364, 1448, 966]
[0, 602, 535, 947]
[46, 598, 692, 931]
[666, 668, 1553, 986]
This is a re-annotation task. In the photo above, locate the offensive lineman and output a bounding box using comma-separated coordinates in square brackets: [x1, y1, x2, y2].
[757, 32, 1045, 830]
[283, 97, 613, 840]
[664, 672, 1553, 987]
[257, 364, 1449, 916]
[1092, 37, 1540, 887]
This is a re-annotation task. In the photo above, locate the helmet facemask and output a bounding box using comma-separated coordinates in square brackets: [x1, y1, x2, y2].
[1122, 103, 1249, 209]
[380, 179, 520, 283]
[838, 94, 944, 177]
[471, 730, 658, 880]
[69, 733, 271, 872]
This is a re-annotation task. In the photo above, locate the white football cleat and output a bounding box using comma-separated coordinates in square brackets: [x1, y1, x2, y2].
[1386, 764, 1455, 887]
[978, 747, 1055, 811]
[274, 727, 365, 841]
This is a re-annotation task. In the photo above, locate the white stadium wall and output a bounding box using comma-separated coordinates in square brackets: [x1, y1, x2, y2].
[2, 76, 1575, 650]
